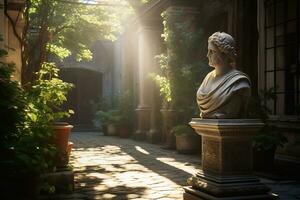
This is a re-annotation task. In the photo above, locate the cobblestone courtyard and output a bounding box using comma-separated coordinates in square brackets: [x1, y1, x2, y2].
[50, 132, 300, 200]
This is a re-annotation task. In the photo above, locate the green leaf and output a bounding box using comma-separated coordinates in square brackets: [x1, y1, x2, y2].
[28, 112, 37, 122]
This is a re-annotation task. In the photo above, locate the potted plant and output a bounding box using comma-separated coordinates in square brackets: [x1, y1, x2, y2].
[0, 53, 58, 198]
[116, 91, 134, 138]
[28, 62, 74, 168]
[249, 89, 288, 172]
[94, 110, 119, 136]
[171, 125, 199, 154]
[91, 97, 109, 132]
[253, 126, 288, 171]
[94, 110, 110, 135]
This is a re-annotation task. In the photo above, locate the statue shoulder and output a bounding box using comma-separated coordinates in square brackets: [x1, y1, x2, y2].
[205, 70, 215, 78]
[201, 70, 215, 84]
[232, 69, 251, 84]
[231, 70, 251, 91]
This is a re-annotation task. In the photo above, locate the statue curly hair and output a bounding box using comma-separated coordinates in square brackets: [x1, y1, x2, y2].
[208, 32, 237, 68]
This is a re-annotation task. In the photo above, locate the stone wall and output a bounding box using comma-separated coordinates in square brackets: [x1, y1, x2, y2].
[0, 0, 25, 82]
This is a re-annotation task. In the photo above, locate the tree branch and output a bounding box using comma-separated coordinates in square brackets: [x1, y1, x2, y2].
[3, 0, 23, 46]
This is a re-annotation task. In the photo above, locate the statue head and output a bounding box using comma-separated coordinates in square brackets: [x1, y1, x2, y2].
[207, 32, 237, 69]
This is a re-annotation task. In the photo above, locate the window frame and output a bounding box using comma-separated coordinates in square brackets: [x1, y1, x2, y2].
[258, 0, 300, 118]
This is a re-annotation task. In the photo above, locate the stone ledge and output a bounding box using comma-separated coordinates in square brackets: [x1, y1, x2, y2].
[41, 169, 74, 194]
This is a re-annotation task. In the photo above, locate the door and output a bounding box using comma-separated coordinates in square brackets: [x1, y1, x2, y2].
[60, 68, 102, 129]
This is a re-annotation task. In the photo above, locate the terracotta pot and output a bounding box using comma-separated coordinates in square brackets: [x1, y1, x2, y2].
[176, 135, 199, 154]
[118, 126, 130, 138]
[52, 122, 73, 167]
[67, 142, 73, 155]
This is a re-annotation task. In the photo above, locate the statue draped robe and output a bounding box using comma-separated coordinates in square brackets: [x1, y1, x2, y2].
[197, 69, 251, 119]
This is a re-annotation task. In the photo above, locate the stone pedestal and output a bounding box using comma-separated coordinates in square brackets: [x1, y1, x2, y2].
[184, 118, 278, 200]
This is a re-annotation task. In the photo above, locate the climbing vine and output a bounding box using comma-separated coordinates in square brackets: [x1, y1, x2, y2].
[153, 8, 210, 120]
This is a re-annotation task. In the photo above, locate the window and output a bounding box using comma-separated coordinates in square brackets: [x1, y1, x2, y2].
[264, 0, 300, 115]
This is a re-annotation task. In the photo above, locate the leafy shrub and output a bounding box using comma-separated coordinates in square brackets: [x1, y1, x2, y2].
[251, 88, 288, 152]
[27, 62, 74, 125]
[94, 110, 120, 126]
[0, 57, 74, 175]
[0, 55, 26, 152]
[17, 62, 74, 174]
[93, 90, 134, 129]
[171, 125, 195, 136]
[253, 126, 288, 151]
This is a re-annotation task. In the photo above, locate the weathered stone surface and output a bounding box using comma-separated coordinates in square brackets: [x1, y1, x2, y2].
[185, 119, 278, 200]
[42, 170, 74, 193]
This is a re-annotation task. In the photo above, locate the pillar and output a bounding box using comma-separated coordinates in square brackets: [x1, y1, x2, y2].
[134, 25, 161, 140]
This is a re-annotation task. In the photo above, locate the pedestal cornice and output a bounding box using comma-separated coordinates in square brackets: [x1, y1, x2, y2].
[189, 118, 264, 138]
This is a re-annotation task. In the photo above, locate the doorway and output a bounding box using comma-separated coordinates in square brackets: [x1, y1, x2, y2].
[60, 68, 102, 130]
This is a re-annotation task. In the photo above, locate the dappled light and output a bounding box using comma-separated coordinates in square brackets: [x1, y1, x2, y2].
[66, 132, 200, 199]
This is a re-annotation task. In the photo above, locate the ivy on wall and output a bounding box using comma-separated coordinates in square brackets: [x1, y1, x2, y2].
[152, 7, 210, 122]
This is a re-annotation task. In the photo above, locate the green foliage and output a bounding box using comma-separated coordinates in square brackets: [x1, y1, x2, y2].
[0, 57, 55, 175]
[253, 126, 288, 151]
[27, 0, 134, 62]
[94, 90, 134, 129]
[251, 87, 288, 151]
[0, 49, 26, 151]
[27, 62, 74, 124]
[0, 40, 73, 175]
[14, 62, 73, 175]
[116, 90, 135, 127]
[171, 125, 195, 136]
[94, 110, 120, 125]
[152, 9, 210, 119]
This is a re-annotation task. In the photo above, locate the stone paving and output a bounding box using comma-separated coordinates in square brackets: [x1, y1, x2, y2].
[45, 132, 300, 200]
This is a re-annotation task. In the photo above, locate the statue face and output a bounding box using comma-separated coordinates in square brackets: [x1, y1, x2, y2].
[207, 41, 223, 68]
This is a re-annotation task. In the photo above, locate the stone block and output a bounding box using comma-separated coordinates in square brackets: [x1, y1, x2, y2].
[42, 169, 74, 194]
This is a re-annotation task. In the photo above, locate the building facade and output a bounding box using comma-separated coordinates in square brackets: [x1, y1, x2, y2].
[115, 0, 300, 167]
[0, 0, 25, 81]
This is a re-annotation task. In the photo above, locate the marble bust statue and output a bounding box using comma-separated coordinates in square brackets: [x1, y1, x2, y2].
[197, 32, 251, 119]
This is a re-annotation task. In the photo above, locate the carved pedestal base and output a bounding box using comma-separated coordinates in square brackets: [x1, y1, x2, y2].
[183, 170, 278, 200]
[184, 119, 278, 200]
[184, 186, 277, 200]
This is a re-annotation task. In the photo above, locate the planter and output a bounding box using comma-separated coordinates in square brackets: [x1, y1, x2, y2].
[66, 142, 73, 164]
[118, 126, 130, 138]
[102, 124, 108, 135]
[107, 123, 116, 136]
[253, 147, 276, 171]
[160, 109, 176, 149]
[176, 134, 199, 154]
[52, 122, 73, 167]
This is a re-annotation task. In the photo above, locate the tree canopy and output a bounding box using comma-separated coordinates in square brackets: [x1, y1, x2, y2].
[12, 0, 152, 85]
